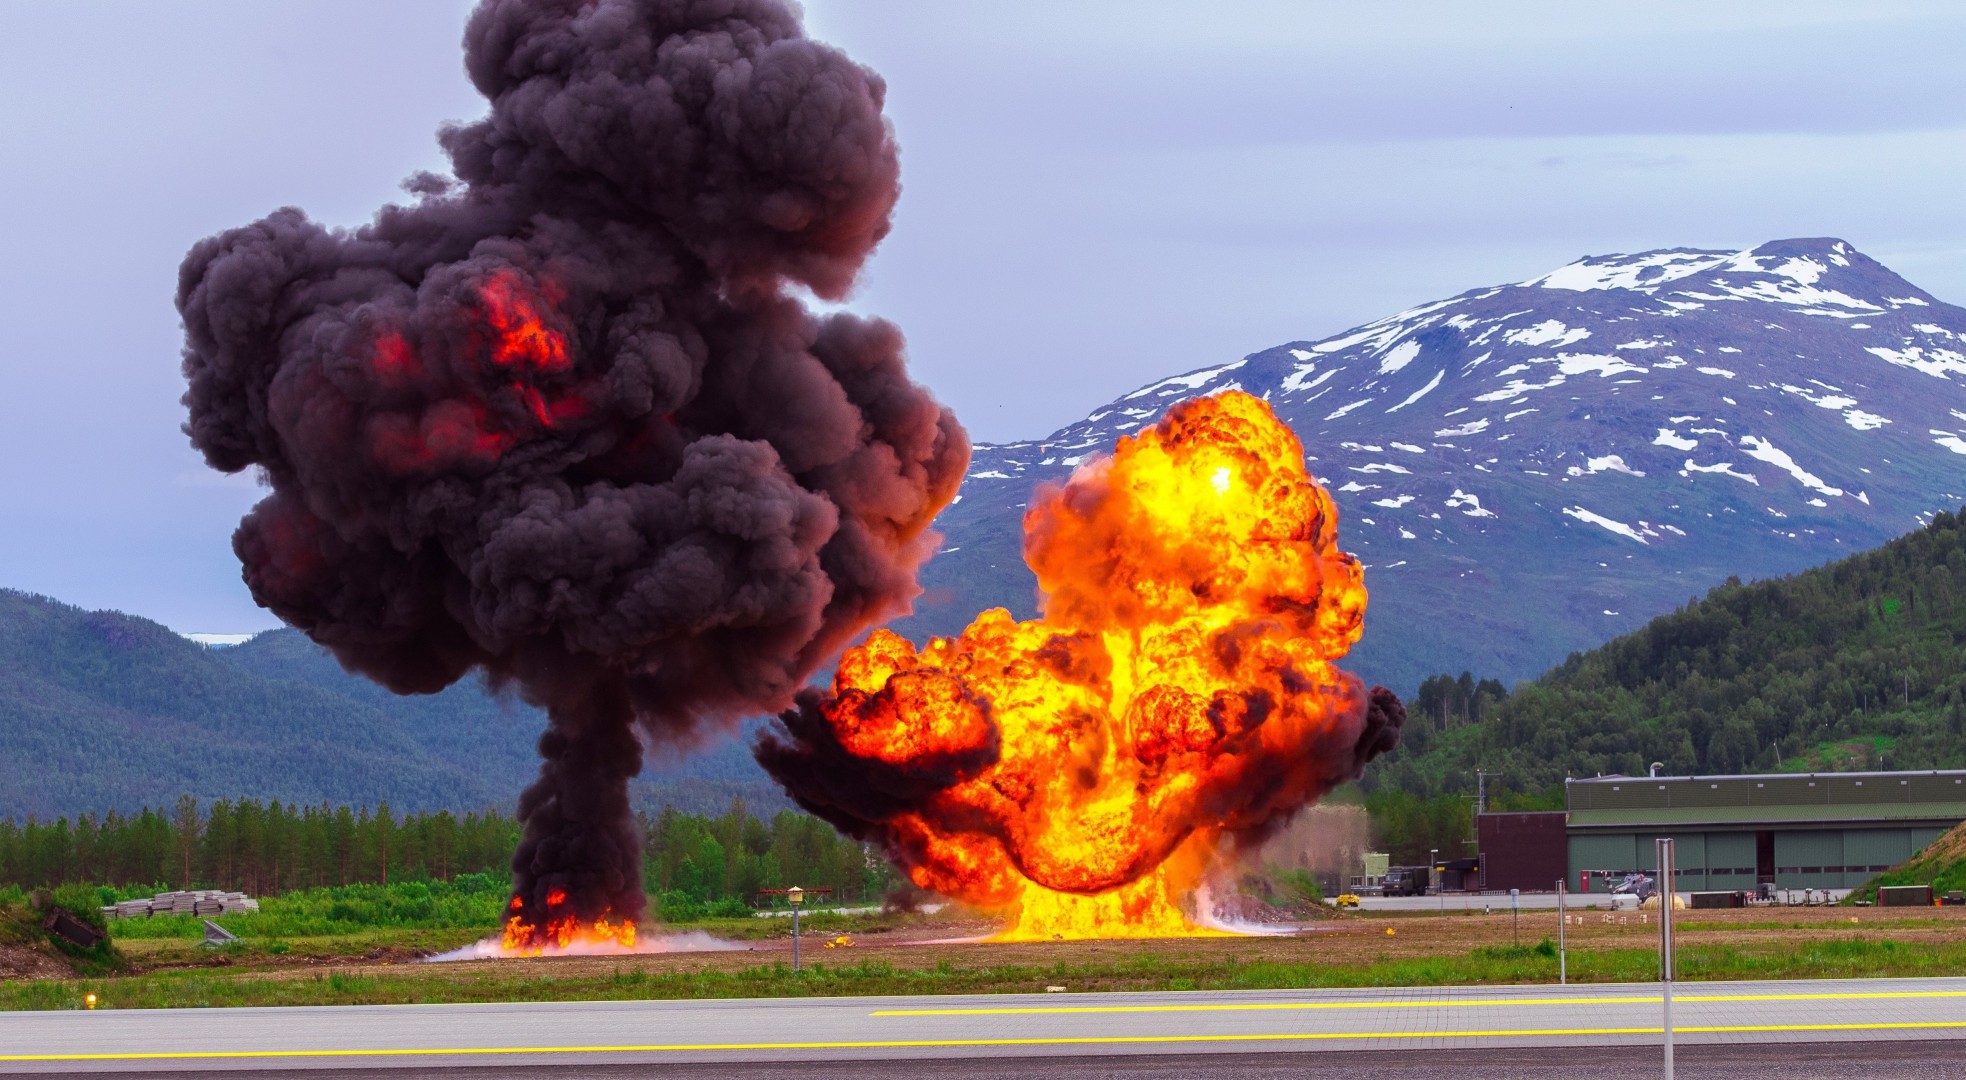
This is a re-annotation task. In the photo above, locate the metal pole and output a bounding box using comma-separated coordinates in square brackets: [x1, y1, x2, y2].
[792, 906, 801, 973]
[1557, 877, 1567, 985]
[1657, 837, 1675, 1080]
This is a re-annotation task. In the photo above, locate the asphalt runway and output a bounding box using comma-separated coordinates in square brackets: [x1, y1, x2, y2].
[3, 977, 1962, 1076]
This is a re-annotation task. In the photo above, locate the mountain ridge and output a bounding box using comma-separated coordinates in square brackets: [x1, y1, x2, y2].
[0, 589, 787, 820]
[898, 237, 1966, 693]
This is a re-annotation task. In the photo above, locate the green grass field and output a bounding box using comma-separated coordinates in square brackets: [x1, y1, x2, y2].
[8, 937, 1966, 1012]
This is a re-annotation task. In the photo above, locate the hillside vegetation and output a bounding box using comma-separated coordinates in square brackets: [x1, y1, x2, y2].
[1378, 505, 1966, 796]
[1854, 820, 1966, 903]
[0, 592, 787, 818]
[0, 796, 889, 916]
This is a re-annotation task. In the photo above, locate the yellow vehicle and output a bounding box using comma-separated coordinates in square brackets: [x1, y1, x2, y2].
[1334, 893, 1361, 909]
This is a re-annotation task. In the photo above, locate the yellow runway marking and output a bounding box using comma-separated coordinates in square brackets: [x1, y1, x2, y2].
[874, 989, 1966, 1016]
[6, 1021, 1966, 1064]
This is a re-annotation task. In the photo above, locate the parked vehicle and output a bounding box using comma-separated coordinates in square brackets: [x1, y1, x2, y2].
[1382, 866, 1431, 897]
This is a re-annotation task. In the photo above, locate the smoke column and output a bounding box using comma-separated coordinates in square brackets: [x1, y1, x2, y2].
[178, 0, 967, 942]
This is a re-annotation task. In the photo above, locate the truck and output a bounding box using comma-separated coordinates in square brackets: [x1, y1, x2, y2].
[1382, 865, 1431, 897]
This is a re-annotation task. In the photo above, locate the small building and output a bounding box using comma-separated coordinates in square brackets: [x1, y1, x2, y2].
[1477, 811, 1568, 892]
[1566, 770, 1966, 894]
[1473, 769, 1966, 895]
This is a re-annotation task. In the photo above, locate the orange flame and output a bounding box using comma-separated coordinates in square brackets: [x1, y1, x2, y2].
[800, 391, 1374, 939]
[365, 269, 584, 474]
[478, 269, 570, 374]
[499, 892, 639, 957]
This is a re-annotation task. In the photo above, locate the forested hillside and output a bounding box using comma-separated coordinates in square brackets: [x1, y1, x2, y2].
[0, 591, 787, 819]
[1377, 505, 1966, 796]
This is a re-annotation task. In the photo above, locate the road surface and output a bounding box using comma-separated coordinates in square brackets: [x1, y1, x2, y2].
[2, 977, 1961, 1075]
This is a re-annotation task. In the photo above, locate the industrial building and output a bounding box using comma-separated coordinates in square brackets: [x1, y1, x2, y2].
[1476, 769, 1966, 894]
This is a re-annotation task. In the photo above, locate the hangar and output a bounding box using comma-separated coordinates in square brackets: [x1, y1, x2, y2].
[1477, 770, 1966, 894]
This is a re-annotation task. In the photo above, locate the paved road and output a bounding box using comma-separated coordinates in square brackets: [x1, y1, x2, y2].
[36, 1043, 1966, 1080]
[2, 977, 1961, 1075]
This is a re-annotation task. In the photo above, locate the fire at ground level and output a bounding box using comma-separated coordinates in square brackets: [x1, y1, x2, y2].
[87, 903, 1966, 989]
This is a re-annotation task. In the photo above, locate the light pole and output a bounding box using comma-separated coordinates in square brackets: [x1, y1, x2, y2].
[787, 885, 804, 974]
[1430, 848, 1441, 910]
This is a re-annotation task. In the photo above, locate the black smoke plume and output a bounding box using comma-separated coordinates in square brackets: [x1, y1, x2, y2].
[179, 0, 967, 942]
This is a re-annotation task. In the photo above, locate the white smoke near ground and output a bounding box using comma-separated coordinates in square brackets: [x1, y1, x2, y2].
[1196, 803, 1376, 934]
[1193, 882, 1300, 936]
[426, 930, 744, 962]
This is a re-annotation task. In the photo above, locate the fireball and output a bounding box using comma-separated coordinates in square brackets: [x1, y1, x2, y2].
[759, 391, 1404, 939]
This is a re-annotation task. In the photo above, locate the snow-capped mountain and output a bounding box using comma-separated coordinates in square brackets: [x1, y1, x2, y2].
[895, 238, 1966, 694]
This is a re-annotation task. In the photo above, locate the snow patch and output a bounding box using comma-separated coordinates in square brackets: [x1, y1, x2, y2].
[1377, 339, 1423, 375]
[1385, 368, 1445, 412]
[1372, 495, 1416, 509]
[1864, 345, 1966, 379]
[1739, 436, 1842, 496]
[1585, 454, 1645, 477]
[1503, 319, 1592, 348]
[1554, 353, 1649, 378]
[1123, 359, 1249, 399]
[1684, 459, 1760, 485]
[1435, 418, 1490, 438]
[1527, 249, 1731, 293]
[1444, 489, 1496, 518]
[1654, 428, 1698, 451]
[1563, 506, 1648, 544]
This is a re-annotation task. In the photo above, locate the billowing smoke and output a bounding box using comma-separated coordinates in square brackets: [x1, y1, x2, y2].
[179, 0, 967, 943]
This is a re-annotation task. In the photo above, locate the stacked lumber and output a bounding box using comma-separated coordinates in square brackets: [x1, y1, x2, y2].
[100, 890, 260, 920]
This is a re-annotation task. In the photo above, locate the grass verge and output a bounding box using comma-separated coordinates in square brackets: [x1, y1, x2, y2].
[8, 936, 1965, 1012]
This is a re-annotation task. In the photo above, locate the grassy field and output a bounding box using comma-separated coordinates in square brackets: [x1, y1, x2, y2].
[4, 900, 1964, 1012]
[7, 935, 1965, 1012]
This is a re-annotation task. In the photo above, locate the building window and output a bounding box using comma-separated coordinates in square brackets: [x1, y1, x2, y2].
[1801, 867, 1822, 874]
[1778, 867, 1800, 874]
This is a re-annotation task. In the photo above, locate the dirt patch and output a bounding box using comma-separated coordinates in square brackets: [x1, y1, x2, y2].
[0, 940, 74, 981]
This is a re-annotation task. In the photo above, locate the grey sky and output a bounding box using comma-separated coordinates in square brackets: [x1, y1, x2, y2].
[3, 1, 1964, 634]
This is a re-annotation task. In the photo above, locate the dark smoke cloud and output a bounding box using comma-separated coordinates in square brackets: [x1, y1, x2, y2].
[179, 0, 967, 938]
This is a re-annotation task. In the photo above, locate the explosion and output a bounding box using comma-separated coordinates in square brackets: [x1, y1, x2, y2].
[179, 0, 965, 952]
[759, 392, 1404, 939]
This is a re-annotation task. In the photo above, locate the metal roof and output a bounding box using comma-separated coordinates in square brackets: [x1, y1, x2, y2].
[1568, 801, 1966, 830]
[1566, 770, 1966, 817]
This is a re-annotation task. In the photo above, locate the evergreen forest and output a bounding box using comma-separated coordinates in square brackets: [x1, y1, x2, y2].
[0, 796, 891, 914]
[1377, 505, 1966, 799]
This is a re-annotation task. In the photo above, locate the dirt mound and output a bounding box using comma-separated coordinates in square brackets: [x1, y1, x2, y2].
[1920, 820, 1966, 864]
[0, 939, 74, 980]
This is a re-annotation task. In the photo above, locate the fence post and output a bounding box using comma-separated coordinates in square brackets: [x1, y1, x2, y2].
[1556, 877, 1567, 986]
[1657, 837, 1676, 1080]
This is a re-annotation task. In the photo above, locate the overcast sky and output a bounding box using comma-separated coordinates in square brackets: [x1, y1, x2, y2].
[3, 1, 1965, 634]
